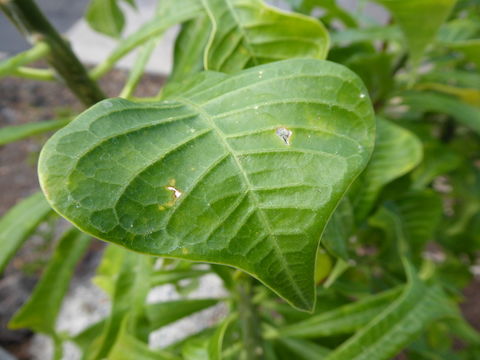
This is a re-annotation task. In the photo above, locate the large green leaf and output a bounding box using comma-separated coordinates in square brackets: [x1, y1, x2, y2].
[9, 228, 91, 334]
[372, 0, 457, 65]
[324, 261, 456, 360]
[202, 0, 329, 73]
[38, 59, 375, 311]
[0, 192, 53, 273]
[349, 118, 422, 222]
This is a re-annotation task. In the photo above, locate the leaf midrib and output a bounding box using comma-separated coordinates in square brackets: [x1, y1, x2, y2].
[177, 96, 311, 308]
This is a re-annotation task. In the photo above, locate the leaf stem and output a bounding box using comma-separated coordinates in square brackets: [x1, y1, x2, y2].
[12, 66, 56, 81]
[0, 41, 49, 77]
[235, 273, 264, 360]
[0, 0, 106, 106]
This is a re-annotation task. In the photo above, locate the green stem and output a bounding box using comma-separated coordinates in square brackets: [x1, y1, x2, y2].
[235, 273, 264, 360]
[119, 39, 158, 99]
[0, 41, 49, 77]
[12, 66, 56, 81]
[0, 0, 106, 106]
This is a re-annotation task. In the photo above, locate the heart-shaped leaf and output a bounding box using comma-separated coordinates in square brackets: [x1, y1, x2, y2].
[38, 59, 375, 310]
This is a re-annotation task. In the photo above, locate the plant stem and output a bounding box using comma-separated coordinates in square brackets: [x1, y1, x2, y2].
[12, 66, 56, 81]
[235, 273, 264, 360]
[0, 41, 49, 77]
[0, 0, 106, 106]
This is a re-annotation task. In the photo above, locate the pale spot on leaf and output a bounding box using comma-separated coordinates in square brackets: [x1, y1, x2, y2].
[167, 186, 182, 199]
[276, 127, 292, 145]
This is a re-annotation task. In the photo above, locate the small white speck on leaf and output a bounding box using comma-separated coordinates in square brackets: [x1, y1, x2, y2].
[276, 127, 292, 145]
[258, 70, 263, 79]
[167, 186, 182, 199]
[103, 101, 113, 108]
[359, 93, 366, 99]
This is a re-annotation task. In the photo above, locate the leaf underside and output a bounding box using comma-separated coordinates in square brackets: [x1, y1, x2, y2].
[38, 59, 375, 310]
[203, 0, 330, 73]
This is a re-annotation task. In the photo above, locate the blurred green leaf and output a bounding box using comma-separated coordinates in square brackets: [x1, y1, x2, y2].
[369, 190, 443, 256]
[331, 25, 402, 46]
[92, 244, 127, 297]
[108, 317, 180, 360]
[323, 261, 457, 360]
[321, 199, 354, 260]
[314, 249, 333, 284]
[147, 299, 219, 332]
[373, 0, 457, 65]
[285, 0, 357, 28]
[345, 53, 394, 103]
[74, 298, 219, 350]
[182, 338, 210, 360]
[203, 0, 329, 72]
[85, 251, 152, 360]
[119, 38, 159, 99]
[85, 0, 134, 38]
[9, 228, 91, 333]
[279, 287, 402, 338]
[418, 69, 480, 90]
[208, 315, 235, 360]
[150, 269, 210, 287]
[91, 0, 202, 78]
[438, 17, 480, 42]
[0, 192, 52, 273]
[350, 117, 423, 222]
[0, 118, 70, 146]
[414, 82, 480, 106]
[411, 142, 462, 190]
[169, 15, 211, 84]
[448, 39, 480, 68]
[400, 91, 480, 134]
[276, 337, 330, 360]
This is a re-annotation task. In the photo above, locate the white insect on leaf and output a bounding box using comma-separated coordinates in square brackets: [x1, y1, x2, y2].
[166, 186, 182, 199]
[276, 127, 292, 145]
